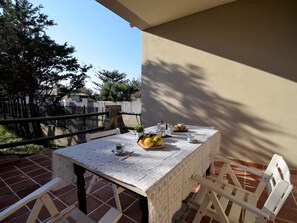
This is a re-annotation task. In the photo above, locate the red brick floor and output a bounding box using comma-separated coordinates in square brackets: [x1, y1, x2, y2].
[0, 152, 296, 223]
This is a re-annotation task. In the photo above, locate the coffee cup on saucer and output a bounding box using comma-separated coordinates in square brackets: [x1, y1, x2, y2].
[115, 143, 125, 154]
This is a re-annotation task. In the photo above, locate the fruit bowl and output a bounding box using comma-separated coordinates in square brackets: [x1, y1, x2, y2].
[137, 142, 165, 150]
[137, 134, 165, 150]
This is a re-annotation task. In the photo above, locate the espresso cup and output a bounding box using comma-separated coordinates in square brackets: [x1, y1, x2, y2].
[115, 143, 124, 153]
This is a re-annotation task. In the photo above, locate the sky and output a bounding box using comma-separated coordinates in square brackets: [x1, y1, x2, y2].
[30, 0, 142, 91]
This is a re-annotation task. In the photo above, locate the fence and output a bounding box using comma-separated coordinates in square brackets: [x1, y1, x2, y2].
[59, 100, 141, 113]
[0, 99, 141, 119]
[0, 103, 142, 150]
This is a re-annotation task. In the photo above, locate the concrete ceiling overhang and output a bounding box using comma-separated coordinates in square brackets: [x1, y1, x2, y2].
[96, 0, 236, 30]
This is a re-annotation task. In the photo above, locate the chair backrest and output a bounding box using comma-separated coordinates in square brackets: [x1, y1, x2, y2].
[0, 177, 98, 223]
[0, 178, 62, 222]
[263, 180, 293, 220]
[257, 154, 291, 196]
[85, 128, 121, 142]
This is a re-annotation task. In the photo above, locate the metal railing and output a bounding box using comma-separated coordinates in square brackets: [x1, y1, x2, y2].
[0, 111, 141, 149]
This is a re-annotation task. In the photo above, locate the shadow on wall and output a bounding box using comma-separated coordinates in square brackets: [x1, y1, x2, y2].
[146, 0, 297, 82]
[142, 59, 295, 166]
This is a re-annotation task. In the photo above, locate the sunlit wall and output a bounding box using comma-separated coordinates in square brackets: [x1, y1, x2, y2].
[141, 0, 297, 168]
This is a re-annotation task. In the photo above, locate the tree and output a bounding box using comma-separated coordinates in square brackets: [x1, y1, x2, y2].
[93, 69, 140, 101]
[0, 0, 91, 138]
[92, 69, 126, 88]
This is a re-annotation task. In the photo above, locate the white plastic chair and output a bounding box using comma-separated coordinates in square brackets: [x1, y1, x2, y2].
[0, 177, 121, 223]
[188, 154, 293, 223]
[0, 177, 122, 223]
[85, 128, 123, 213]
[209, 154, 296, 206]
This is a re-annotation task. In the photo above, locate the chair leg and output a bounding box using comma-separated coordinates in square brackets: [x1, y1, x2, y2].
[291, 191, 297, 207]
[86, 175, 99, 195]
[192, 191, 210, 223]
[112, 184, 122, 212]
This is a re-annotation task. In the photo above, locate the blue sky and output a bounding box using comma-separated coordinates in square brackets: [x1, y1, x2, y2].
[30, 0, 142, 91]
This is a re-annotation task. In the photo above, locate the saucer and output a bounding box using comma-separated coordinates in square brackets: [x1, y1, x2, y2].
[188, 139, 204, 144]
[112, 149, 129, 156]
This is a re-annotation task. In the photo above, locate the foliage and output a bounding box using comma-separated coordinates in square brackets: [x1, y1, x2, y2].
[93, 69, 127, 85]
[93, 69, 140, 101]
[0, 0, 91, 138]
[0, 0, 91, 114]
[134, 124, 144, 132]
[0, 125, 46, 155]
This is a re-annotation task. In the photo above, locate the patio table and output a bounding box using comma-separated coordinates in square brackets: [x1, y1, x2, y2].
[52, 125, 221, 223]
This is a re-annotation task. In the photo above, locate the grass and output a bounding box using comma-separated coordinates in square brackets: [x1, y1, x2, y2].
[0, 125, 47, 156]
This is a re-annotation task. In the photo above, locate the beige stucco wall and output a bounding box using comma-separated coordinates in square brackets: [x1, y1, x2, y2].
[141, 0, 297, 168]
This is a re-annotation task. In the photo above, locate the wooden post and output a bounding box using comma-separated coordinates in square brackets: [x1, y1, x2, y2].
[104, 105, 128, 132]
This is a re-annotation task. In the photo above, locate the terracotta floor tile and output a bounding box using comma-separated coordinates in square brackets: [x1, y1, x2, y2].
[87, 180, 109, 196]
[38, 160, 52, 169]
[0, 186, 11, 195]
[122, 199, 143, 223]
[59, 189, 78, 206]
[19, 163, 41, 172]
[107, 192, 137, 211]
[31, 156, 51, 164]
[92, 184, 114, 202]
[118, 215, 138, 223]
[27, 154, 49, 162]
[3, 174, 29, 185]
[87, 195, 103, 213]
[275, 206, 297, 222]
[283, 196, 297, 209]
[88, 203, 113, 222]
[36, 199, 67, 222]
[32, 172, 52, 185]
[51, 183, 76, 197]
[0, 208, 30, 223]
[52, 198, 68, 211]
[14, 159, 34, 168]
[0, 193, 19, 211]
[291, 173, 297, 181]
[274, 218, 294, 223]
[15, 184, 40, 199]
[26, 168, 49, 178]
[0, 169, 23, 180]
[123, 189, 139, 199]
[0, 163, 17, 172]
[8, 178, 36, 192]
[245, 161, 265, 170]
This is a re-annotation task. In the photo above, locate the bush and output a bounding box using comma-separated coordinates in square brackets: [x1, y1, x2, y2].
[0, 125, 46, 156]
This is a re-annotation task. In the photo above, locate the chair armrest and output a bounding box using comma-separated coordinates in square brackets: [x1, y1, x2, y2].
[263, 180, 292, 218]
[207, 175, 258, 198]
[213, 154, 264, 178]
[0, 178, 62, 221]
[191, 174, 270, 219]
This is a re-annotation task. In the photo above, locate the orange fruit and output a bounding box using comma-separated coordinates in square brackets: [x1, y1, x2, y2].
[143, 137, 154, 147]
[153, 136, 163, 146]
[139, 135, 148, 145]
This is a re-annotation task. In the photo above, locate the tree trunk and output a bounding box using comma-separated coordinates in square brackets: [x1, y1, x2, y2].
[28, 94, 44, 140]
